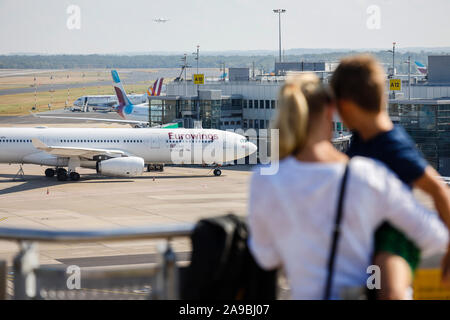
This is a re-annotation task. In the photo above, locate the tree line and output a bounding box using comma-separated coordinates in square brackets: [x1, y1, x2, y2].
[0, 51, 437, 74]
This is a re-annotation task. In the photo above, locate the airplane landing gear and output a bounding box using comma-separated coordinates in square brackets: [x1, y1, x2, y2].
[50, 167, 80, 182]
[57, 171, 68, 181]
[56, 168, 67, 176]
[213, 168, 222, 176]
[147, 164, 164, 172]
[69, 172, 80, 181]
[54, 168, 68, 181]
[45, 168, 55, 178]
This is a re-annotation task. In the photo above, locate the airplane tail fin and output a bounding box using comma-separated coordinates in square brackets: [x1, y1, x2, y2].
[147, 78, 164, 97]
[415, 61, 428, 75]
[111, 70, 132, 118]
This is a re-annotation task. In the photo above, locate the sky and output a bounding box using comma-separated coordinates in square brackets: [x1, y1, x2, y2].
[0, 0, 449, 54]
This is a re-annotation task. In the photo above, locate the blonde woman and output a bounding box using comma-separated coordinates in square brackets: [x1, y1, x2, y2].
[247, 74, 449, 300]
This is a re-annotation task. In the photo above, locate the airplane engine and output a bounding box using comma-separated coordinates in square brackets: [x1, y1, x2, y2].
[96, 157, 144, 177]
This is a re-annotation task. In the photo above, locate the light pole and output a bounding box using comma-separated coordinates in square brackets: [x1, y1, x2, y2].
[181, 54, 188, 96]
[404, 56, 411, 100]
[33, 77, 37, 111]
[193, 45, 199, 74]
[66, 74, 70, 109]
[273, 9, 286, 63]
[193, 45, 201, 122]
[49, 75, 53, 110]
[387, 42, 396, 77]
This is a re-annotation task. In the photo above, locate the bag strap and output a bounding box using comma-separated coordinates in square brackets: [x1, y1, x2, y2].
[323, 162, 350, 300]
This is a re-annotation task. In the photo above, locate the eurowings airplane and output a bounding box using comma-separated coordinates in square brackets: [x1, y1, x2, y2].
[35, 71, 163, 127]
[415, 61, 428, 75]
[72, 78, 164, 110]
[147, 78, 164, 97]
[0, 127, 257, 181]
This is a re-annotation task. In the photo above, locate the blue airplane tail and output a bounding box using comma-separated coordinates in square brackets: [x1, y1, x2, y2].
[111, 70, 133, 117]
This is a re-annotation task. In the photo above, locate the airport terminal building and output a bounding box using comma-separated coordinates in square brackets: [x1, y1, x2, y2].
[149, 66, 349, 139]
[146, 57, 450, 174]
[388, 55, 450, 175]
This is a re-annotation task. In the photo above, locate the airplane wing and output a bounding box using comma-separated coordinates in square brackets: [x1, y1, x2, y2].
[30, 113, 149, 126]
[32, 138, 128, 160]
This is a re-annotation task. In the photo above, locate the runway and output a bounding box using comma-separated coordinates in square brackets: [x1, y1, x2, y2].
[0, 68, 222, 96]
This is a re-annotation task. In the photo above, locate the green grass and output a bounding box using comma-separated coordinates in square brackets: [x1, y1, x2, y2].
[0, 84, 150, 116]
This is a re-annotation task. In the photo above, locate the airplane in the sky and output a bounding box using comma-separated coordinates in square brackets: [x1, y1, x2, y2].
[34, 71, 163, 127]
[153, 18, 169, 23]
[0, 127, 257, 181]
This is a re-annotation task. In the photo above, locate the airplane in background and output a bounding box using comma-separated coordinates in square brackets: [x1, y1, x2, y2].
[0, 127, 257, 181]
[219, 72, 228, 81]
[415, 61, 428, 75]
[71, 78, 164, 112]
[147, 78, 164, 97]
[35, 71, 164, 127]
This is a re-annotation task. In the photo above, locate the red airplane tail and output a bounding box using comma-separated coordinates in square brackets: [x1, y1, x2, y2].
[147, 78, 164, 96]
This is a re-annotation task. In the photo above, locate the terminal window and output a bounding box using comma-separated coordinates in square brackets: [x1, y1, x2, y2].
[265, 100, 270, 109]
[260, 100, 264, 110]
[271, 100, 275, 109]
[260, 120, 265, 129]
[249, 100, 253, 109]
[254, 100, 258, 109]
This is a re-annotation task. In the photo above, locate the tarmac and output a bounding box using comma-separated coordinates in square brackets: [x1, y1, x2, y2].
[0, 163, 252, 266]
[0, 109, 127, 126]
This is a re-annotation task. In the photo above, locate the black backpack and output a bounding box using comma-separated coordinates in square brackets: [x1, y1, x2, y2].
[180, 214, 277, 300]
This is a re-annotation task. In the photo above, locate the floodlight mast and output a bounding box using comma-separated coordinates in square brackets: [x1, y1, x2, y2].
[273, 9, 286, 63]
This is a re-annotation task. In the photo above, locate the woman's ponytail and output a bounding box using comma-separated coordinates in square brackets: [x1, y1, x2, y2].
[275, 81, 309, 159]
[273, 73, 334, 160]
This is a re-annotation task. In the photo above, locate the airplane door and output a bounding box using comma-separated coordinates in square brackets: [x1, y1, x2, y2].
[149, 134, 160, 149]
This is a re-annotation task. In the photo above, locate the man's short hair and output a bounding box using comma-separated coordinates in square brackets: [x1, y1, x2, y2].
[330, 54, 386, 112]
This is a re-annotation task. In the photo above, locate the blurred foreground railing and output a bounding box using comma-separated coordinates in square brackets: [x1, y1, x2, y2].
[0, 224, 194, 300]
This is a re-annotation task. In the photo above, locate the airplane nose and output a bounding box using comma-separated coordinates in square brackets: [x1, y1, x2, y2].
[246, 142, 257, 156]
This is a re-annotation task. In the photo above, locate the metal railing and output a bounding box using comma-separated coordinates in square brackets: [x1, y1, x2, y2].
[0, 224, 194, 300]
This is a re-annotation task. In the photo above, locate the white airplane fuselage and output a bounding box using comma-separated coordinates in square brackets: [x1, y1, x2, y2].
[119, 103, 150, 122]
[0, 127, 256, 169]
[73, 95, 147, 108]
